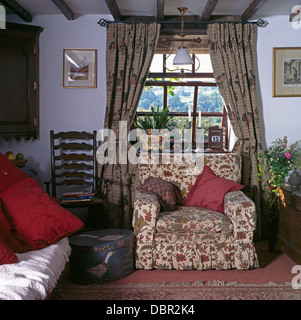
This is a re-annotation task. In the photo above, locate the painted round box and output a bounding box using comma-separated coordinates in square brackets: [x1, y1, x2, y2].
[69, 229, 134, 285]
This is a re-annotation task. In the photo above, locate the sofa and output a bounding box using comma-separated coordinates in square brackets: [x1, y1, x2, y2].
[0, 153, 84, 300]
[133, 152, 259, 270]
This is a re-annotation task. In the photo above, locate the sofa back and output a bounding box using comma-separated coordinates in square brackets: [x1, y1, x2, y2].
[138, 153, 241, 198]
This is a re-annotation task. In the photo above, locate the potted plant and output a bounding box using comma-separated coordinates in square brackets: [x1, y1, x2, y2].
[136, 105, 175, 151]
[137, 105, 174, 132]
[258, 136, 301, 250]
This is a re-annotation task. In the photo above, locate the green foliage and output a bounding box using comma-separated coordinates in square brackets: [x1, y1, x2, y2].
[258, 136, 301, 208]
[136, 105, 175, 131]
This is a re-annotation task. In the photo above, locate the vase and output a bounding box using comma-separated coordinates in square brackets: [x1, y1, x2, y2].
[138, 130, 169, 152]
[288, 168, 301, 190]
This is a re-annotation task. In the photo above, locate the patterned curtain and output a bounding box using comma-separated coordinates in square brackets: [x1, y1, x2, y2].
[100, 22, 161, 229]
[208, 23, 264, 239]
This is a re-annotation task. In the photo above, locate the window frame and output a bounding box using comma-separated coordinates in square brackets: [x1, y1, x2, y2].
[137, 53, 228, 150]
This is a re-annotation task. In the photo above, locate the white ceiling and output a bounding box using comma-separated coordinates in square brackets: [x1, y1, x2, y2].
[6, 0, 301, 19]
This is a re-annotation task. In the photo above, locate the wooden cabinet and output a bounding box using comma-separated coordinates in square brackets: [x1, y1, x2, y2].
[277, 186, 301, 264]
[0, 22, 43, 140]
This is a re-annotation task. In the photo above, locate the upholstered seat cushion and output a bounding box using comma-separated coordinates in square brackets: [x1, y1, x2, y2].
[156, 206, 234, 234]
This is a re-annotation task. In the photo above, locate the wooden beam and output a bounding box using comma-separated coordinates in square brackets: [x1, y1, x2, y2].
[241, 0, 267, 21]
[0, 0, 32, 22]
[105, 0, 121, 22]
[201, 0, 219, 21]
[157, 0, 165, 21]
[50, 0, 74, 20]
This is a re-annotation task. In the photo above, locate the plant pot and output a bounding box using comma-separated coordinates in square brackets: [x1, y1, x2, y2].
[138, 131, 169, 152]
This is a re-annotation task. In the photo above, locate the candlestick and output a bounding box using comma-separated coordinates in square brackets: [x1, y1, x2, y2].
[188, 105, 191, 122]
[198, 108, 201, 127]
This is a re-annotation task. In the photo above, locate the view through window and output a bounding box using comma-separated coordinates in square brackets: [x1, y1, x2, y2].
[137, 53, 227, 149]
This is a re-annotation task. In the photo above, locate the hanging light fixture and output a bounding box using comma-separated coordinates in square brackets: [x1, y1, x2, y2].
[173, 7, 194, 66]
[161, 7, 201, 76]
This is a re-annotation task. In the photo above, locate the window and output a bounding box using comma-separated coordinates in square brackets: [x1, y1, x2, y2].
[137, 53, 228, 150]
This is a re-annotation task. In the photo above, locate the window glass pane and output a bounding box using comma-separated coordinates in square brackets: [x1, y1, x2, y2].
[195, 54, 213, 73]
[167, 86, 194, 112]
[149, 54, 163, 73]
[198, 116, 223, 140]
[137, 86, 163, 111]
[197, 87, 223, 113]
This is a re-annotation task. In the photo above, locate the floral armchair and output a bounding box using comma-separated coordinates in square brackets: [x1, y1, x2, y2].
[132, 153, 259, 270]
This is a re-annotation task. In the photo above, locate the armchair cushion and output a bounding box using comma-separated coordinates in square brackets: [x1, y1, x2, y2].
[137, 176, 182, 211]
[184, 166, 243, 213]
[156, 206, 233, 234]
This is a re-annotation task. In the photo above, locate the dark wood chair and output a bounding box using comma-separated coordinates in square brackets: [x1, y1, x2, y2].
[45, 130, 107, 229]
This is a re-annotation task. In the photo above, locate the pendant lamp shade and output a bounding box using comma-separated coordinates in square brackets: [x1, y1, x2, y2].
[173, 47, 194, 65]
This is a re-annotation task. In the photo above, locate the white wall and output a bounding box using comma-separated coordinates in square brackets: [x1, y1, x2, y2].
[0, 14, 109, 186]
[1, 14, 301, 187]
[257, 15, 301, 147]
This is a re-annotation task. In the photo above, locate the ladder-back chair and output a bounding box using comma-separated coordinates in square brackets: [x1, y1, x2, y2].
[45, 130, 107, 229]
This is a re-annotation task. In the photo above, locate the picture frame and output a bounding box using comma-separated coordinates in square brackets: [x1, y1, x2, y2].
[273, 47, 301, 97]
[63, 49, 97, 88]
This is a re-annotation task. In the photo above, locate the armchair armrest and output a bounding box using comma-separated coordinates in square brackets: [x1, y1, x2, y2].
[132, 192, 160, 242]
[224, 190, 256, 233]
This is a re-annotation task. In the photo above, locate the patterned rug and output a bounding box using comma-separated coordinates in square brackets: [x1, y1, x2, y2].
[51, 280, 301, 300]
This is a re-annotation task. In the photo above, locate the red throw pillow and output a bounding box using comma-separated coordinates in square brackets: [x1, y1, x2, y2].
[137, 177, 181, 211]
[0, 201, 24, 253]
[0, 238, 18, 265]
[0, 177, 84, 252]
[0, 153, 28, 193]
[184, 165, 244, 213]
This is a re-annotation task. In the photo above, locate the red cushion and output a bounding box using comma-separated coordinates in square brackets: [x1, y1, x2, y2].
[0, 177, 84, 251]
[0, 238, 18, 265]
[184, 166, 244, 213]
[137, 177, 181, 211]
[0, 201, 24, 253]
[0, 153, 28, 193]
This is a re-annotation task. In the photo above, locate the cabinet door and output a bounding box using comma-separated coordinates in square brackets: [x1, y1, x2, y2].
[292, 193, 301, 264]
[0, 23, 43, 140]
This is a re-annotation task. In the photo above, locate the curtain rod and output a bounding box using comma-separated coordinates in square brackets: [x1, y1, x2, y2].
[97, 18, 268, 28]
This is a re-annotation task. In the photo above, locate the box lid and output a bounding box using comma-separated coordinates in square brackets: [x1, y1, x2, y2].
[69, 229, 134, 252]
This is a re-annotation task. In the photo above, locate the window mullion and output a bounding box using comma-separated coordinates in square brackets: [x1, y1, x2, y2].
[163, 84, 167, 109]
[192, 85, 198, 144]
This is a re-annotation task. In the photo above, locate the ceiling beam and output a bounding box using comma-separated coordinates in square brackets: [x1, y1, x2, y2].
[241, 0, 267, 21]
[105, 0, 121, 22]
[0, 0, 32, 22]
[201, 0, 219, 21]
[157, 0, 165, 21]
[50, 0, 74, 20]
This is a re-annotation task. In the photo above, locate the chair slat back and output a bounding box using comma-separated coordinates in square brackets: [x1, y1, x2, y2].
[50, 130, 98, 197]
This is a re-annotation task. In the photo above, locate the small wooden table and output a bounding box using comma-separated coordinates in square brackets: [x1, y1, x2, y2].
[277, 186, 301, 264]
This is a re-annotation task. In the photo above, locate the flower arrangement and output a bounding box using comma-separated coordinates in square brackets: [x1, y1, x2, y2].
[258, 136, 301, 208]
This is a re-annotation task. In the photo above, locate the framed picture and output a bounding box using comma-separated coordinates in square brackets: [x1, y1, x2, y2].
[63, 49, 97, 88]
[273, 47, 301, 97]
